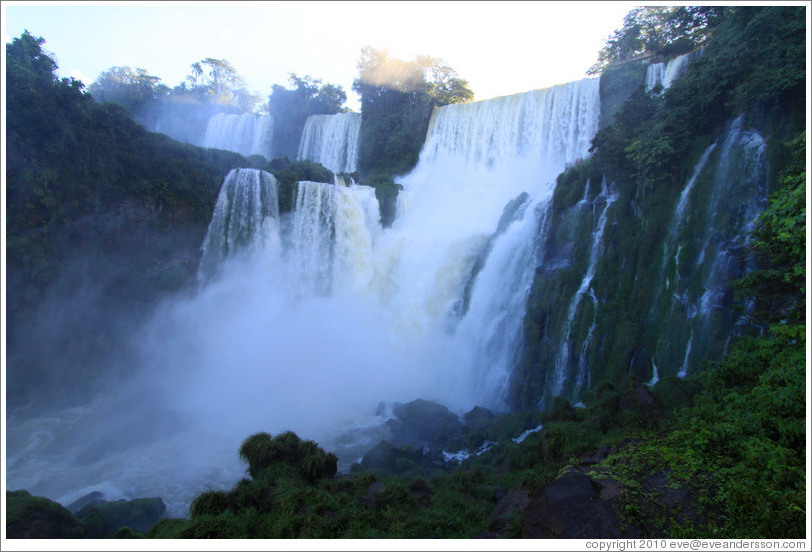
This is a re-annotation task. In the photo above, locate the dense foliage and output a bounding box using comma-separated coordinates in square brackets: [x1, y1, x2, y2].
[5, 4, 806, 540]
[514, 5, 806, 409]
[735, 131, 807, 325]
[353, 47, 473, 178]
[602, 138, 806, 537]
[267, 73, 348, 159]
[262, 157, 335, 213]
[5, 31, 247, 406]
[588, 6, 724, 74]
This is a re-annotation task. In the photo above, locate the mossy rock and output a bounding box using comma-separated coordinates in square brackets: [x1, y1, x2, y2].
[144, 517, 193, 538]
[6, 490, 86, 538]
[238, 431, 338, 483]
[389, 399, 464, 449]
[76, 496, 166, 537]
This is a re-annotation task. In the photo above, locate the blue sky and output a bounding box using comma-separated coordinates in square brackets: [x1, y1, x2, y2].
[4, 1, 636, 111]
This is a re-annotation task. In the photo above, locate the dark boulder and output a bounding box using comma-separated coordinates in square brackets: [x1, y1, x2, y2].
[463, 406, 497, 432]
[359, 440, 421, 473]
[619, 381, 662, 421]
[489, 487, 530, 533]
[521, 471, 627, 538]
[388, 399, 464, 449]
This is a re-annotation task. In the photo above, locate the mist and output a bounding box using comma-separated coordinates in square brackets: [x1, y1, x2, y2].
[6, 78, 601, 518]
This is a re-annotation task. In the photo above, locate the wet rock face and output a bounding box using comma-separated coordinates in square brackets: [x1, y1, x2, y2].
[521, 471, 628, 538]
[388, 399, 465, 449]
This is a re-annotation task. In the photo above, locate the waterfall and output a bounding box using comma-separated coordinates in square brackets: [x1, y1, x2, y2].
[203, 113, 274, 159]
[645, 53, 692, 92]
[287, 181, 378, 297]
[404, 78, 602, 406]
[297, 112, 362, 174]
[548, 179, 618, 401]
[4, 79, 603, 515]
[198, 168, 280, 281]
[654, 115, 767, 378]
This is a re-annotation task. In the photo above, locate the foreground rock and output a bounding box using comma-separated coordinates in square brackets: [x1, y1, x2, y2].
[76, 496, 166, 537]
[6, 490, 166, 539]
[6, 490, 85, 538]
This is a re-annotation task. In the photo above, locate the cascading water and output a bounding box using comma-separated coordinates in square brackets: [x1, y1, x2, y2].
[5, 78, 603, 516]
[297, 112, 362, 174]
[392, 78, 601, 406]
[203, 112, 274, 159]
[653, 115, 768, 379]
[198, 168, 281, 281]
[285, 180, 379, 297]
[645, 52, 692, 92]
[548, 179, 617, 402]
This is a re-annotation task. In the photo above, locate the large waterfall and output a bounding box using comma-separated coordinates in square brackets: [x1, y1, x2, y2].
[4, 76, 668, 517]
[203, 112, 274, 159]
[297, 112, 362, 174]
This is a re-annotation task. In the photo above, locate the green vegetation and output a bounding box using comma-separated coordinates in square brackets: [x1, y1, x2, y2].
[6, 31, 248, 406]
[515, 5, 806, 409]
[588, 6, 724, 74]
[262, 157, 335, 213]
[6, 490, 86, 539]
[353, 47, 473, 179]
[267, 73, 348, 160]
[598, 143, 806, 537]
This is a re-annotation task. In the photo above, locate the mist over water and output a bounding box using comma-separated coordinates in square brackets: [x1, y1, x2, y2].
[6, 78, 601, 517]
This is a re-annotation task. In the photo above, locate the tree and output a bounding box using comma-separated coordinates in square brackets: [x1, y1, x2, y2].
[588, 6, 725, 74]
[89, 66, 168, 113]
[352, 47, 473, 178]
[266, 73, 348, 159]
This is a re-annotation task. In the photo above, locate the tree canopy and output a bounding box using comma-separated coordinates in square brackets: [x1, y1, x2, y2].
[352, 47, 473, 178]
[266, 73, 348, 159]
[588, 6, 725, 74]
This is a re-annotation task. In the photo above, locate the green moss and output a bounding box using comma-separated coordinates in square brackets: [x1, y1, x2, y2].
[6, 490, 86, 539]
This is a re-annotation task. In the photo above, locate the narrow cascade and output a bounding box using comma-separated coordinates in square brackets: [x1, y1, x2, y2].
[645, 53, 692, 92]
[654, 115, 768, 379]
[203, 113, 274, 159]
[647, 360, 659, 387]
[660, 141, 718, 278]
[548, 179, 618, 401]
[297, 113, 362, 174]
[645, 63, 666, 92]
[198, 168, 280, 280]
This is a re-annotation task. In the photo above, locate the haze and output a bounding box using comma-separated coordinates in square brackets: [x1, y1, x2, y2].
[3, 1, 635, 111]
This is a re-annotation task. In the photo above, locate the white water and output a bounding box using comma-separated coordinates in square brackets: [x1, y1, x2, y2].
[203, 112, 274, 159]
[549, 179, 618, 400]
[655, 115, 767, 379]
[198, 168, 281, 281]
[646, 53, 692, 92]
[297, 112, 362, 174]
[6, 79, 601, 517]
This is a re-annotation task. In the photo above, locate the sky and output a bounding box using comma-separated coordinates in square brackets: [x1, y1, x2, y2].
[3, 1, 638, 111]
